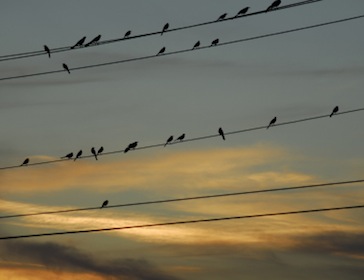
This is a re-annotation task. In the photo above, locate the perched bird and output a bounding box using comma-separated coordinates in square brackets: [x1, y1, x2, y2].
[235, 7, 250, 17]
[74, 150, 82, 161]
[266, 0, 281, 12]
[85, 35, 101, 47]
[129, 141, 138, 149]
[91, 147, 98, 160]
[125, 141, 138, 153]
[267, 117, 277, 129]
[211, 38, 219, 47]
[124, 30, 131, 38]
[192, 41, 200, 49]
[161, 23, 169, 35]
[44, 45, 51, 58]
[97, 146, 104, 155]
[101, 200, 108, 208]
[329, 106, 339, 117]
[157, 47, 166, 56]
[218, 127, 225, 140]
[176, 133, 185, 142]
[62, 63, 70, 74]
[71, 36, 86, 49]
[21, 158, 29, 166]
[61, 152, 73, 159]
[164, 136, 174, 147]
[217, 13, 227, 21]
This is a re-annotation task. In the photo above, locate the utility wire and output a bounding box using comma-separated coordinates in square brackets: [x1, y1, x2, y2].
[0, 107, 363, 171]
[2, 13, 362, 82]
[1, 204, 363, 240]
[0, 179, 363, 220]
[0, 0, 322, 62]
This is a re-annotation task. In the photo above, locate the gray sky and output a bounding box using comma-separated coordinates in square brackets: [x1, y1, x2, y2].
[1, 1, 364, 279]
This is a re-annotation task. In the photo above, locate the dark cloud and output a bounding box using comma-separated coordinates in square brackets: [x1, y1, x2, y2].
[288, 231, 364, 257]
[0, 240, 180, 280]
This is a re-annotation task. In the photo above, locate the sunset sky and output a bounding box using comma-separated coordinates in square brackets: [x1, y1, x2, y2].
[1, 0, 364, 279]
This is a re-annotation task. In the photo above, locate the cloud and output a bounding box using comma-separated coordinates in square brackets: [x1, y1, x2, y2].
[0, 240, 180, 280]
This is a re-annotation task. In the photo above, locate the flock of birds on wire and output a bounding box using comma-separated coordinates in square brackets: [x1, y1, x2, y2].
[19, 105, 340, 167]
[17, 0, 334, 209]
[42, 1, 283, 74]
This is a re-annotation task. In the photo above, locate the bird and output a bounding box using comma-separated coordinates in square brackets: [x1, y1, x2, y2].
[329, 106, 339, 117]
[129, 141, 138, 149]
[164, 136, 174, 147]
[161, 23, 169, 35]
[267, 117, 277, 129]
[211, 38, 219, 47]
[235, 7, 250, 17]
[266, 0, 281, 12]
[176, 133, 185, 142]
[44, 45, 51, 58]
[74, 150, 82, 161]
[97, 146, 104, 155]
[85, 35, 101, 47]
[101, 200, 108, 208]
[218, 127, 225, 140]
[91, 147, 98, 160]
[61, 152, 73, 159]
[192, 41, 200, 49]
[157, 47, 166, 56]
[62, 63, 70, 74]
[125, 141, 138, 153]
[217, 13, 227, 21]
[124, 30, 131, 38]
[71, 36, 86, 49]
[21, 158, 29, 166]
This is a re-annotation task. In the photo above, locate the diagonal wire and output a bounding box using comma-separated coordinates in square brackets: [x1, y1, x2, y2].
[0, 204, 363, 240]
[0, 107, 363, 171]
[2, 13, 363, 82]
[0, 179, 363, 220]
[0, 0, 323, 61]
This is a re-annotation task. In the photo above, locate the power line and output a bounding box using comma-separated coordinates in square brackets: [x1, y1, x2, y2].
[2, 13, 362, 82]
[1, 204, 363, 240]
[0, 0, 322, 62]
[1, 107, 363, 171]
[1, 179, 362, 220]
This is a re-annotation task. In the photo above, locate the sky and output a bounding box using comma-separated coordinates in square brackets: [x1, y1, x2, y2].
[1, 0, 364, 279]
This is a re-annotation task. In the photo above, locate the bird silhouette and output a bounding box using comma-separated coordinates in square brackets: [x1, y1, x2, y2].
[267, 117, 277, 129]
[329, 106, 339, 117]
[266, 0, 281, 12]
[71, 36, 86, 49]
[192, 41, 200, 49]
[164, 136, 174, 147]
[85, 35, 101, 47]
[218, 127, 225, 140]
[211, 38, 219, 47]
[62, 63, 70, 74]
[97, 146, 104, 155]
[176, 133, 185, 141]
[161, 23, 169, 35]
[157, 47, 166, 56]
[235, 7, 250, 17]
[124, 147, 130, 153]
[124, 30, 131, 38]
[61, 152, 73, 159]
[74, 150, 82, 161]
[101, 200, 108, 208]
[21, 158, 29, 166]
[91, 147, 98, 160]
[217, 13, 227, 21]
[129, 141, 138, 149]
[44, 45, 51, 58]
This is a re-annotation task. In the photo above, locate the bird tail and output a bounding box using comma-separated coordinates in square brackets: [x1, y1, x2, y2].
[329, 113, 333, 117]
[266, 6, 272, 12]
[222, 135, 226, 140]
[74, 157, 77, 161]
[94, 155, 98, 160]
